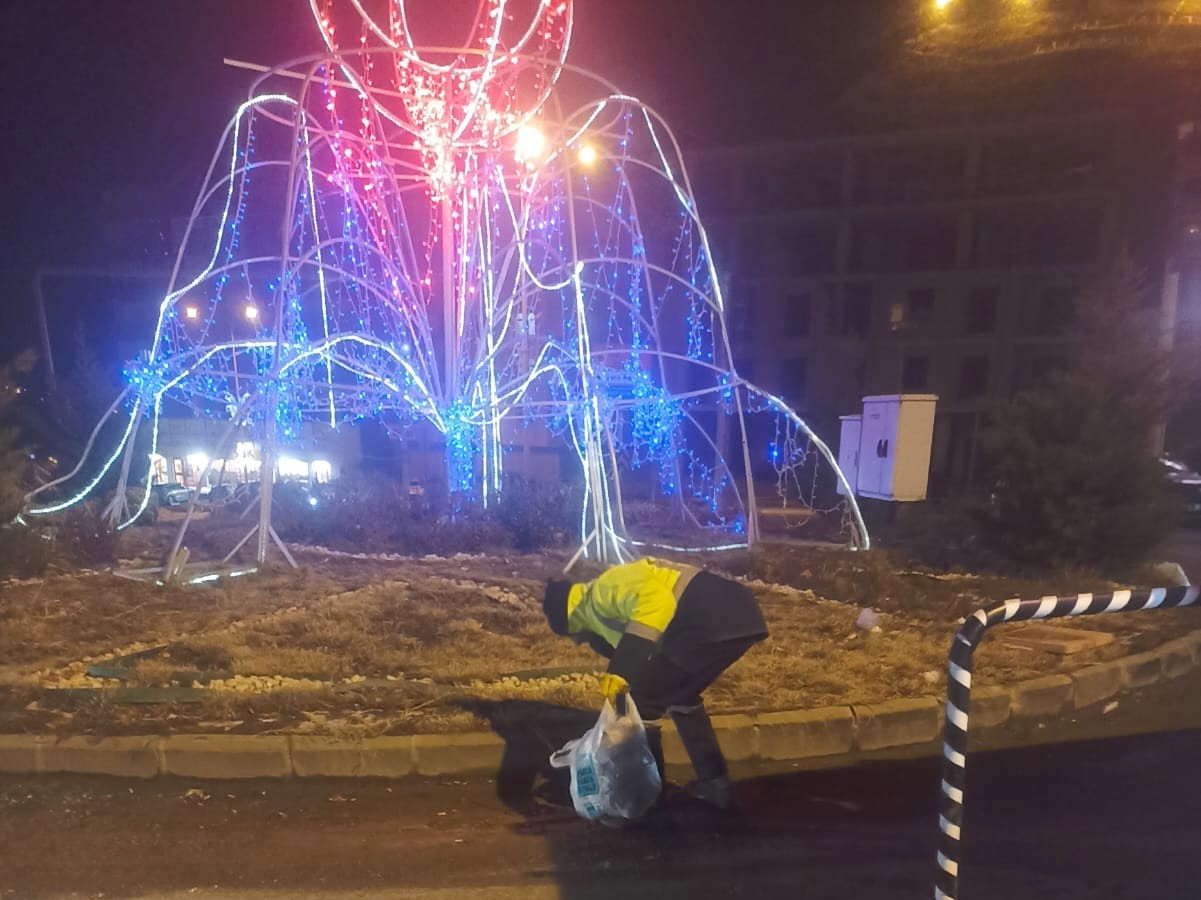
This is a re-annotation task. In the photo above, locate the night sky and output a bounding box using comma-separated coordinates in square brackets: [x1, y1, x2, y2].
[0, 0, 896, 360]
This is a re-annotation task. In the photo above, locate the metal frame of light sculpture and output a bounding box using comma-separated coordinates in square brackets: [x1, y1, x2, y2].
[23, 0, 869, 567]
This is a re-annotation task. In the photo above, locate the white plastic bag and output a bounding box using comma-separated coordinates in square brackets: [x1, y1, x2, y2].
[549, 696, 662, 824]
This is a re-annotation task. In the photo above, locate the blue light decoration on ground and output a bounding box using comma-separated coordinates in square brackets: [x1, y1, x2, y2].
[23, 0, 869, 563]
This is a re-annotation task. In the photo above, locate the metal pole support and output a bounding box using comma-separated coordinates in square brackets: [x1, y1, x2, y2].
[934, 585, 1200, 900]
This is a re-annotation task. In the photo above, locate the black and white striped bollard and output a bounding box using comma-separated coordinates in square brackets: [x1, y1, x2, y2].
[935, 585, 1200, 900]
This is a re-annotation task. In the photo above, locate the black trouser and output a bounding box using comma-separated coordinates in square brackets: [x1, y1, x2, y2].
[629, 637, 758, 783]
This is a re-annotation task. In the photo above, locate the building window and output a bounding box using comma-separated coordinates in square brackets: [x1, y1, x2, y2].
[1012, 355, 1071, 394]
[779, 357, 807, 405]
[1027, 209, 1099, 265]
[830, 284, 872, 338]
[958, 356, 990, 400]
[970, 214, 1023, 267]
[1030, 356, 1069, 383]
[786, 293, 811, 338]
[730, 283, 758, 339]
[907, 288, 936, 324]
[789, 227, 838, 276]
[891, 289, 935, 333]
[902, 355, 929, 391]
[850, 218, 956, 273]
[1019, 284, 1078, 337]
[905, 219, 958, 270]
[965, 287, 999, 335]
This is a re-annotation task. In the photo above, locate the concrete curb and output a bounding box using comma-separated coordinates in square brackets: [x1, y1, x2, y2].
[3, 628, 1200, 781]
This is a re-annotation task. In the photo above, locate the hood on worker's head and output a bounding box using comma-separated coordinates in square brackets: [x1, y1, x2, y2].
[543, 579, 574, 635]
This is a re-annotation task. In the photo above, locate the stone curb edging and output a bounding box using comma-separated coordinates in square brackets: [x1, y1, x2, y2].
[3, 630, 1200, 781]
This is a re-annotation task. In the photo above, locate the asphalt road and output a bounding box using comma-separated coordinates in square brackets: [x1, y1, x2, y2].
[4, 669, 1201, 900]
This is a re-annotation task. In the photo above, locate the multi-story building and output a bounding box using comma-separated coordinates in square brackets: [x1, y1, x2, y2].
[690, 107, 1197, 493]
[39, 112, 1200, 497]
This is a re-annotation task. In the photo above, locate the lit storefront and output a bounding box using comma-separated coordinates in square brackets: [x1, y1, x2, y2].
[150, 419, 351, 488]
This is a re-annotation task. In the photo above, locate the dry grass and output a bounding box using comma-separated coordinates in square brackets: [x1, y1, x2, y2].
[3, 528, 1200, 736]
[126, 658, 179, 688]
[0, 566, 356, 671]
[706, 592, 942, 712]
[159, 578, 599, 685]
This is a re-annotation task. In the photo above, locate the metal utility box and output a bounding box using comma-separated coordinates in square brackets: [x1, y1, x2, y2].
[855, 394, 937, 501]
[836, 394, 938, 501]
[835, 415, 862, 497]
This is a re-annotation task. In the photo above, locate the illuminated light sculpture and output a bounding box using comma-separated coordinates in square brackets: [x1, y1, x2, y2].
[23, 0, 869, 567]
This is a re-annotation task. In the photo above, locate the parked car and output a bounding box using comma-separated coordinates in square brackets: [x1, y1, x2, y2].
[1163, 457, 1201, 525]
[151, 482, 193, 508]
[229, 481, 262, 512]
[199, 483, 235, 504]
[272, 480, 325, 512]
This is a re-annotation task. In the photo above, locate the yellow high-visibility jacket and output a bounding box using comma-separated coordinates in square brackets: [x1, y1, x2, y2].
[565, 558, 700, 649]
[566, 558, 768, 681]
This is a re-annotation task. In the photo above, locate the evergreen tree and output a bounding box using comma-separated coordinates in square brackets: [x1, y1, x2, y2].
[0, 352, 36, 523]
[978, 256, 1174, 569]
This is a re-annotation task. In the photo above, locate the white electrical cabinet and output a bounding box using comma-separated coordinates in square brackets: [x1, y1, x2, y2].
[836, 394, 937, 502]
[835, 415, 861, 497]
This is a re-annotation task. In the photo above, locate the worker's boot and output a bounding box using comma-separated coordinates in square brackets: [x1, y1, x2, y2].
[669, 703, 732, 810]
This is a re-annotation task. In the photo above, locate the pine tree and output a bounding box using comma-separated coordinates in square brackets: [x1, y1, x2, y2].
[978, 256, 1174, 569]
[0, 352, 36, 523]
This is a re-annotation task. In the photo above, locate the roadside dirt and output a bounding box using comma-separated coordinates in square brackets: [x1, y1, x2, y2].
[1, 524, 1197, 739]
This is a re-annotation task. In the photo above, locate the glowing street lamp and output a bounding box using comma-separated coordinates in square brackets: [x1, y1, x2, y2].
[935, 0, 954, 9]
[515, 123, 547, 165]
[184, 304, 200, 321]
[244, 304, 259, 322]
[578, 144, 598, 166]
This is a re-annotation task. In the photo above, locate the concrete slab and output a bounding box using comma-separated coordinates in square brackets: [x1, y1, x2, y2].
[1155, 637, 1197, 680]
[413, 733, 506, 776]
[1002, 624, 1115, 655]
[1119, 652, 1164, 689]
[854, 698, 941, 751]
[291, 737, 366, 778]
[0, 734, 47, 774]
[360, 737, 415, 778]
[41, 736, 160, 778]
[1010, 675, 1073, 718]
[661, 714, 756, 766]
[162, 735, 290, 779]
[1071, 662, 1124, 709]
[968, 686, 1012, 729]
[756, 707, 855, 760]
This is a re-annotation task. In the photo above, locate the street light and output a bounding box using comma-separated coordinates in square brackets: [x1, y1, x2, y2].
[244, 304, 259, 321]
[515, 123, 547, 165]
[184, 305, 199, 321]
[578, 144, 598, 166]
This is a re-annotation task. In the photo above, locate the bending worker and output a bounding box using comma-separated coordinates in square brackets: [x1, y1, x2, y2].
[543, 557, 767, 808]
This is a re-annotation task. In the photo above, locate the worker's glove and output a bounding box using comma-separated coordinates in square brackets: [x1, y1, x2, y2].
[600, 672, 629, 702]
